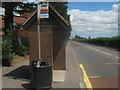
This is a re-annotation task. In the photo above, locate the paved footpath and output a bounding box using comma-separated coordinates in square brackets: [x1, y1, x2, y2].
[2, 60, 30, 89]
[1, 43, 82, 89]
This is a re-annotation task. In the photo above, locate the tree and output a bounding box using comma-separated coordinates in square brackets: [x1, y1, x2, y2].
[50, 2, 70, 24]
[2, 2, 19, 33]
[2, 2, 36, 57]
[50, 2, 72, 39]
[75, 35, 80, 39]
[2, 2, 36, 34]
[89, 36, 91, 39]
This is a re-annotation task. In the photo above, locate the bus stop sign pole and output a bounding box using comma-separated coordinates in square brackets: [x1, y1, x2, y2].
[37, 1, 49, 60]
[37, 2, 41, 60]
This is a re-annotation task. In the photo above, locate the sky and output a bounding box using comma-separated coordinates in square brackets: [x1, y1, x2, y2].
[68, 0, 119, 2]
[20, 0, 120, 2]
[68, 2, 119, 38]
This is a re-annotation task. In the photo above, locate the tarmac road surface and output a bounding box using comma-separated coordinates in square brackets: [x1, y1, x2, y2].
[69, 41, 119, 89]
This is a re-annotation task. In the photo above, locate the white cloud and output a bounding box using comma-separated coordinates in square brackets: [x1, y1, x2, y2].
[0, 7, 5, 15]
[69, 4, 118, 38]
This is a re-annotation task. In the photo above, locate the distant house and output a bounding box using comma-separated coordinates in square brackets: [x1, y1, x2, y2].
[0, 12, 33, 30]
[0, 13, 32, 43]
[0, 16, 4, 35]
[0, 16, 4, 29]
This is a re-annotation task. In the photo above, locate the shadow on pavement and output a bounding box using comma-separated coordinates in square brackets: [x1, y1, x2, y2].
[21, 83, 31, 89]
[3, 65, 30, 81]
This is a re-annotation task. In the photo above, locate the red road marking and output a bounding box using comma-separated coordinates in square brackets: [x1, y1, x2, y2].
[89, 76, 120, 88]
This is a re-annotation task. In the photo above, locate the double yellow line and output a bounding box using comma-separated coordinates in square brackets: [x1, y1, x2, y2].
[79, 64, 93, 90]
[70, 43, 93, 90]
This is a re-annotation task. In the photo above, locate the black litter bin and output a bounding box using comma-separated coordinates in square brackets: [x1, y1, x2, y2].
[30, 60, 52, 90]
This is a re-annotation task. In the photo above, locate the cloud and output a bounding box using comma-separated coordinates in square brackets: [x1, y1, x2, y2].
[69, 4, 118, 38]
[0, 7, 5, 15]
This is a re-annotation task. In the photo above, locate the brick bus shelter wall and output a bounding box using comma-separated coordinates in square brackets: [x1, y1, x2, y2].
[53, 28, 66, 70]
[18, 27, 66, 70]
[29, 28, 53, 65]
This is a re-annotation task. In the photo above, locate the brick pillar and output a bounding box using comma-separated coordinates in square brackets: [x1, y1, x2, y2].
[29, 26, 66, 70]
[53, 28, 66, 70]
[40, 29, 53, 65]
[29, 31, 38, 64]
[29, 27, 53, 65]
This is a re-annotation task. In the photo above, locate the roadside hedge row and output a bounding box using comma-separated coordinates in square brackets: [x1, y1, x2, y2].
[76, 36, 120, 50]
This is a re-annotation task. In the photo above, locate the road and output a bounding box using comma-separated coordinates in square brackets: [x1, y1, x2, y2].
[69, 41, 119, 88]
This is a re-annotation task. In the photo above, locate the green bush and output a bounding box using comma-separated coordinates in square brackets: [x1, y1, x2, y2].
[13, 43, 28, 56]
[7, 29, 29, 56]
[2, 40, 14, 66]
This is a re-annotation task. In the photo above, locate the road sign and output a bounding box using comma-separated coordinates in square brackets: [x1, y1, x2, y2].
[39, 2, 49, 18]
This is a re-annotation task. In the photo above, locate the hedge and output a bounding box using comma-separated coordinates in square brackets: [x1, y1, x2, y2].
[76, 36, 120, 50]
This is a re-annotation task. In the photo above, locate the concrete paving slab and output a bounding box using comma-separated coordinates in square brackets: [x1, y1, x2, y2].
[53, 70, 66, 82]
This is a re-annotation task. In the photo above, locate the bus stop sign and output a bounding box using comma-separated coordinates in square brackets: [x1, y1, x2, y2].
[39, 2, 49, 18]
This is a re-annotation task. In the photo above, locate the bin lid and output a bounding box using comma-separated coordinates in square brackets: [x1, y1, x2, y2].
[32, 60, 52, 68]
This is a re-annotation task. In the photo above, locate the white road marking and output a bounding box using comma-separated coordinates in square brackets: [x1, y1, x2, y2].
[94, 49, 100, 52]
[88, 47, 93, 49]
[105, 63, 120, 65]
[101, 51, 112, 56]
[75, 42, 119, 60]
[85, 46, 113, 56]
[116, 57, 120, 59]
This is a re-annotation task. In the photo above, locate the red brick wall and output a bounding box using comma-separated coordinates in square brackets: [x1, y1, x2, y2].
[17, 30, 29, 46]
[18, 27, 66, 70]
[40, 29, 53, 65]
[29, 28, 53, 65]
[53, 28, 66, 70]
[18, 30, 29, 37]
[29, 31, 38, 64]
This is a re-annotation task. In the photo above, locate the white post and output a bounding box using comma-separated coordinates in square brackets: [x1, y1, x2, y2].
[37, 2, 41, 60]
